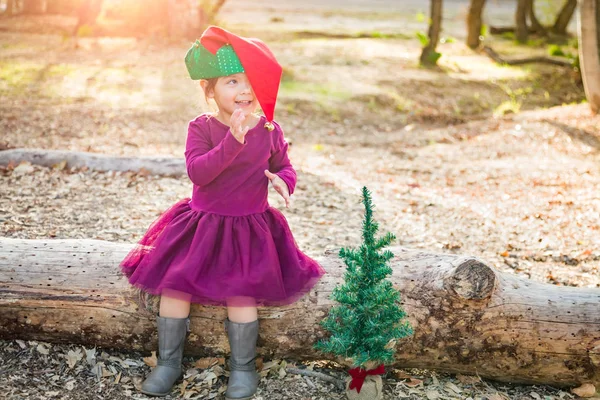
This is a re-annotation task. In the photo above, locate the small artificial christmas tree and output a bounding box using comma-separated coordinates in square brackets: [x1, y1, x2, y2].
[315, 187, 413, 398]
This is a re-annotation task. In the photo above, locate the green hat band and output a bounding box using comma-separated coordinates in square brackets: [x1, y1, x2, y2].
[185, 41, 245, 80]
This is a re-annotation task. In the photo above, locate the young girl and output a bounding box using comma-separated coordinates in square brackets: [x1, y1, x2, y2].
[120, 26, 325, 399]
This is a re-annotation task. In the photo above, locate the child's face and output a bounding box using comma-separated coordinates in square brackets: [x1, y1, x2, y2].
[204, 73, 259, 120]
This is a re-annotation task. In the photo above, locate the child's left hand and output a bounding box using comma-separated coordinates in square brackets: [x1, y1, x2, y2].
[264, 170, 291, 208]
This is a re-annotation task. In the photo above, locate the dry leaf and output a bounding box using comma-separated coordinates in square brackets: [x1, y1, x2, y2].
[255, 357, 263, 371]
[84, 347, 97, 366]
[137, 167, 150, 177]
[114, 371, 122, 385]
[194, 357, 224, 369]
[36, 343, 50, 355]
[487, 394, 507, 400]
[91, 362, 105, 381]
[278, 367, 287, 379]
[261, 360, 280, 372]
[426, 389, 440, 399]
[53, 160, 67, 170]
[184, 368, 199, 379]
[404, 378, 423, 387]
[444, 381, 462, 394]
[13, 161, 34, 175]
[572, 383, 596, 397]
[203, 371, 217, 387]
[212, 365, 225, 378]
[530, 392, 542, 400]
[66, 348, 83, 369]
[6, 160, 17, 170]
[143, 351, 157, 367]
[392, 369, 412, 380]
[132, 375, 143, 391]
[179, 379, 189, 396]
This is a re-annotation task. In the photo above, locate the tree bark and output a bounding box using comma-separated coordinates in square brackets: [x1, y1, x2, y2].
[4, 0, 15, 16]
[1, 238, 599, 387]
[516, 0, 529, 42]
[22, 0, 46, 14]
[482, 45, 575, 67]
[553, 0, 578, 35]
[466, 0, 486, 49]
[198, 1, 227, 34]
[72, 0, 103, 36]
[527, 0, 547, 35]
[167, 0, 200, 38]
[0, 148, 185, 176]
[420, 0, 443, 66]
[578, 0, 600, 113]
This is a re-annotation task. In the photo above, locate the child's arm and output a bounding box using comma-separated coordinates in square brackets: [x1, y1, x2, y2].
[185, 119, 245, 187]
[267, 124, 297, 195]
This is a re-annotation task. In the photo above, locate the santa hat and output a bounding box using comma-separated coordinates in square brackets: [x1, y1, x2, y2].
[185, 26, 282, 123]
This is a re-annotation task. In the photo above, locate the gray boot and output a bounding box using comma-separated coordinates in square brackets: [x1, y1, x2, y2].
[141, 316, 189, 397]
[225, 319, 259, 400]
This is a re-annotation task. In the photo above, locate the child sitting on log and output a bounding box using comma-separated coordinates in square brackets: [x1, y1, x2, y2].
[120, 26, 325, 399]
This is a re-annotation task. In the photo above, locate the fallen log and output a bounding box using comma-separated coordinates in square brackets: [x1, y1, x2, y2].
[0, 238, 599, 387]
[0, 149, 185, 176]
[482, 46, 574, 67]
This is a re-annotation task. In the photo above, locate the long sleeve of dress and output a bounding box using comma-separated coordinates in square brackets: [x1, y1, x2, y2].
[185, 119, 245, 187]
[269, 124, 297, 195]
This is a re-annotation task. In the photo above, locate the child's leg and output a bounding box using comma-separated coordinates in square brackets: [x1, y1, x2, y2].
[142, 289, 191, 397]
[225, 297, 259, 400]
[226, 296, 258, 322]
[159, 289, 192, 318]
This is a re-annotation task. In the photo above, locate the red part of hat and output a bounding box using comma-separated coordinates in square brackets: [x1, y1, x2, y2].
[201, 26, 282, 122]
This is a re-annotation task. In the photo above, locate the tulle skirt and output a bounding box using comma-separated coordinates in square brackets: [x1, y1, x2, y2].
[120, 199, 325, 307]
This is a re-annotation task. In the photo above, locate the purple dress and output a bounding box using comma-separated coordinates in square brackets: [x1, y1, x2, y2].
[121, 114, 325, 307]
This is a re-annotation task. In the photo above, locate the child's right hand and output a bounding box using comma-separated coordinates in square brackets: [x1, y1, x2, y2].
[230, 109, 250, 144]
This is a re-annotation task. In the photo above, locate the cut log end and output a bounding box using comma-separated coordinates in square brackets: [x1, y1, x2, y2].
[448, 259, 496, 300]
[590, 340, 600, 367]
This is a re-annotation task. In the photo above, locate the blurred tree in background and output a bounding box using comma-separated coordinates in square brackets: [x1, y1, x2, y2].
[0, 0, 227, 38]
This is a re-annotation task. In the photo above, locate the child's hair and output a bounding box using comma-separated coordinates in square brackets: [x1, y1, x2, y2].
[202, 78, 219, 103]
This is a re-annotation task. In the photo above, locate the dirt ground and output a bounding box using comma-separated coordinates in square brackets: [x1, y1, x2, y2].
[1, 1, 599, 399]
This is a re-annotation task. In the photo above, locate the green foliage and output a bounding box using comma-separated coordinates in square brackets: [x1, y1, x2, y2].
[281, 66, 295, 83]
[548, 44, 565, 57]
[501, 32, 515, 40]
[481, 24, 489, 37]
[416, 31, 429, 47]
[426, 51, 442, 65]
[76, 24, 94, 37]
[315, 187, 413, 368]
[547, 45, 579, 68]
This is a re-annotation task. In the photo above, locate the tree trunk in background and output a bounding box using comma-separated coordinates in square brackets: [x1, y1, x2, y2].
[1, 238, 600, 387]
[22, 0, 46, 14]
[467, 0, 486, 49]
[167, 0, 200, 38]
[5, 0, 14, 16]
[527, 0, 547, 35]
[72, 0, 103, 36]
[420, 0, 443, 65]
[46, 0, 80, 15]
[199, 0, 226, 28]
[553, 0, 578, 35]
[578, 0, 600, 113]
[516, 0, 529, 42]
